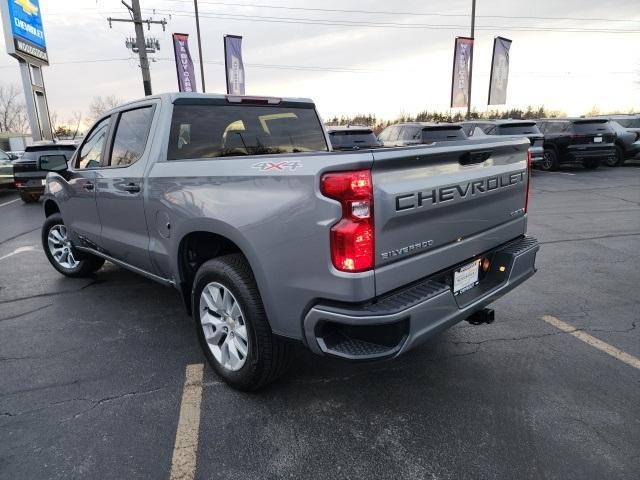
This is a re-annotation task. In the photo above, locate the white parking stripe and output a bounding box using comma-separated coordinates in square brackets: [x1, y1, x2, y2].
[169, 363, 204, 480]
[0, 198, 20, 208]
[0, 246, 35, 261]
[542, 315, 640, 370]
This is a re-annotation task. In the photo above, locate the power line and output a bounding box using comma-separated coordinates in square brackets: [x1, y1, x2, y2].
[159, 0, 640, 25]
[146, 9, 640, 34]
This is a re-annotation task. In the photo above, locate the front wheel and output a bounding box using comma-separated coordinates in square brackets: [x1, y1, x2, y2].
[42, 213, 105, 277]
[193, 254, 292, 391]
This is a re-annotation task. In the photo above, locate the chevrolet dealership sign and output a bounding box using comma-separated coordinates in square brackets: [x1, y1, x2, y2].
[1, 0, 48, 65]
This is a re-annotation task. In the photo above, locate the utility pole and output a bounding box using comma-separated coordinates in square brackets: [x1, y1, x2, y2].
[108, 1, 167, 96]
[467, 0, 476, 119]
[194, 0, 206, 92]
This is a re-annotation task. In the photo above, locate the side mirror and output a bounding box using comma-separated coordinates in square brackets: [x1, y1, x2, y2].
[38, 154, 68, 172]
[9, 153, 18, 160]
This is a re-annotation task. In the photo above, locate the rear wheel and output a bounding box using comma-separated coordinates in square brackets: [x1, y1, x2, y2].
[540, 149, 558, 171]
[193, 254, 292, 391]
[583, 159, 600, 170]
[42, 213, 105, 277]
[20, 191, 40, 203]
[604, 145, 624, 167]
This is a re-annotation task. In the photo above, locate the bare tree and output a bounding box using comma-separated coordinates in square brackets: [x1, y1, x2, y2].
[0, 83, 29, 134]
[88, 95, 122, 121]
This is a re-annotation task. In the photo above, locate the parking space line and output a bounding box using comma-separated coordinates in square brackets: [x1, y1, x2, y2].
[169, 363, 205, 480]
[0, 198, 20, 208]
[0, 246, 35, 261]
[542, 315, 640, 370]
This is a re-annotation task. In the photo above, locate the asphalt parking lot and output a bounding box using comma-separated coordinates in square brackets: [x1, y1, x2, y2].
[1, 164, 639, 480]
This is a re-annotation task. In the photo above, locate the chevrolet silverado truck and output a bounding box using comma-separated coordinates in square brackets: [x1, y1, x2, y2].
[39, 93, 539, 390]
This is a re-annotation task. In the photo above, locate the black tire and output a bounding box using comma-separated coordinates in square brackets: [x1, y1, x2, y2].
[20, 191, 40, 203]
[604, 145, 624, 167]
[42, 213, 105, 277]
[540, 148, 558, 171]
[583, 159, 600, 170]
[193, 254, 292, 391]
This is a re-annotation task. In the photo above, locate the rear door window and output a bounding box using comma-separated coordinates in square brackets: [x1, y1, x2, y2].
[108, 106, 154, 167]
[168, 104, 328, 160]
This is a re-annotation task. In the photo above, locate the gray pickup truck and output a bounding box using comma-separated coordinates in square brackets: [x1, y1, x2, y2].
[40, 93, 539, 390]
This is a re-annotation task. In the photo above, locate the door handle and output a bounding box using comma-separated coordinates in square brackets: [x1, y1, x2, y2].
[122, 183, 141, 193]
[83, 182, 94, 191]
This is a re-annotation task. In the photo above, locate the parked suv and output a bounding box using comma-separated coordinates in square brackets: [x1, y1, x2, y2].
[13, 143, 77, 202]
[378, 122, 467, 147]
[326, 125, 381, 150]
[594, 114, 640, 166]
[462, 120, 544, 166]
[537, 118, 616, 170]
[0, 149, 15, 190]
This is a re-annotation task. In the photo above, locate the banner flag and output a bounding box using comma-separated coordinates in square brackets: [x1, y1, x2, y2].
[488, 37, 512, 105]
[450, 37, 474, 109]
[172, 33, 197, 92]
[224, 35, 245, 95]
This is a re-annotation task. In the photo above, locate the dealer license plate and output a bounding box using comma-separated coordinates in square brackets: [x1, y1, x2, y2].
[593, 137, 603, 143]
[453, 259, 481, 295]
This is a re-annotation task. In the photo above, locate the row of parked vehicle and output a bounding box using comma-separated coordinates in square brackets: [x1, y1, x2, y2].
[0, 143, 78, 202]
[326, 114, 640, 171]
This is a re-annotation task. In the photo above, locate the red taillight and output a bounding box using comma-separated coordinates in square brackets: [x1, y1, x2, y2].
[525, 150, 532, 213]
[321, 170, 374, 272]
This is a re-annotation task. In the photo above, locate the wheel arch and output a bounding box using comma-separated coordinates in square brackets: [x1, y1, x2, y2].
[174, 223, 268, 318]
[44, 199, 60, 217]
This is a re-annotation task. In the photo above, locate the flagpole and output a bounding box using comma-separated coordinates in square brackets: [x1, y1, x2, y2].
[194, 0, 206, 92]
[467, 0, 476, 119]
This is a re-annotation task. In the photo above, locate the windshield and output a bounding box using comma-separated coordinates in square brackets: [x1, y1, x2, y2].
[20, 148, 75, 161]
[498, 123, 541, 135]
[421, 126, 467, 143]
[328, 130, 378, 149]
[168, 104, 328, 159]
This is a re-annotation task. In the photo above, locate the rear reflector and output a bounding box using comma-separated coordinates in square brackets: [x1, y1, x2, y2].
[320, 170, 374, 272]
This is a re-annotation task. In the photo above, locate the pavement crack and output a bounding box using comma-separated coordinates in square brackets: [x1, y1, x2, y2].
[538, 232, 640, 245]
[0, 303, 54, 323]
[0, 227, 40, 246]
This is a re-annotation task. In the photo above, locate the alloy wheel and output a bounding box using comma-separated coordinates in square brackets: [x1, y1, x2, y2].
[199, 282, 249, 371]
[47, 225, 79, 269]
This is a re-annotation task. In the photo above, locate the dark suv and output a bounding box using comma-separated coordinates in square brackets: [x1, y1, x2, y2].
[594, 114, 640, 166]
[537, 118, 616, 170]
[378, 122, 467, 147]
[462, 120, 544, 166]
[326, 125, 381, 150]
[13, 143, 77, 202]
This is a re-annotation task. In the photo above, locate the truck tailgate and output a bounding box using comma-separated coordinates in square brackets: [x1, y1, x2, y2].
[372, 137, 529, 295]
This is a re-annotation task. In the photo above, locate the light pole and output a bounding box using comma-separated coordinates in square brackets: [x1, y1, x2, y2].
[194, 0, 206, 92]
[467, 0, 476, 119]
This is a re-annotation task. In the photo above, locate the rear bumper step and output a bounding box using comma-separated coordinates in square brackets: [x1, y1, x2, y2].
[304, 235, 539, 360]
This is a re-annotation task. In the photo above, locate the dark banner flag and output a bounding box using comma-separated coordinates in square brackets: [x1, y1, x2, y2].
[450, 37, 474, 109]
[172, 33, 197, 92]
[224, 35, 245, 95]
[488, 37, 512, 105]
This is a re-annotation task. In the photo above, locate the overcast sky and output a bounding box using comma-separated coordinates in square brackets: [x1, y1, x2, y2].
[1, 0, 639, 123]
